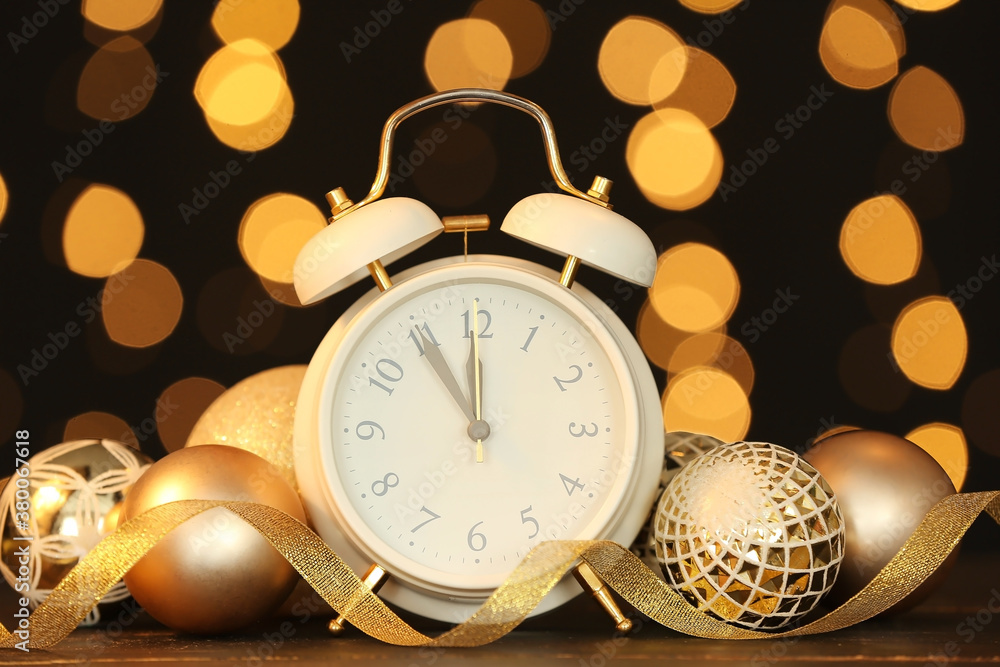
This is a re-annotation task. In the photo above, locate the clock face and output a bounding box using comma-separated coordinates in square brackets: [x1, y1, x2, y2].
[314, 262, 642, 598]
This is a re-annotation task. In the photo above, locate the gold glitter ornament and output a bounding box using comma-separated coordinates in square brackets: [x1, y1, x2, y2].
[654, 441, 845, 630]
[0, 439, 151, 626]
[120, 445, 307, 634]
[185, 365, 305, 491]
[631, 431, 723, 573]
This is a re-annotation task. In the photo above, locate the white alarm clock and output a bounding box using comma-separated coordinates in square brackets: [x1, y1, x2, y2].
[293, 89, 663, 627]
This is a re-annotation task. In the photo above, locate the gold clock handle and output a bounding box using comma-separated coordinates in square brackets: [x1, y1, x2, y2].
[338, 88, 611, 217]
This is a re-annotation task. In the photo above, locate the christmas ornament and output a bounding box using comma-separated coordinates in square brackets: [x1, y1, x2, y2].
[119, 445, 306, 634]
[6, 490, 996, 650]
[803, 429, 957, 610]
[631, 431, 723, 573]
[185, 365, 306, 492]
[293, 88, 663, 626]
[654, 441, 845, 630]
[0, 439, 151, 625]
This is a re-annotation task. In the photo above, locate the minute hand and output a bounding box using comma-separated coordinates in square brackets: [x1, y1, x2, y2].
[418, 329, 476, 422]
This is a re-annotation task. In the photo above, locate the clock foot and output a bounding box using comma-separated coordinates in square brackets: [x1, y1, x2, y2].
[572, 561, 633, 633]
[328, 563, 389, 635]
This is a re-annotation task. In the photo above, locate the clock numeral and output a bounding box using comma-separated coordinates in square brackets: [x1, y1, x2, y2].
[411, 506, 441, 533]
[371, 472, 400, 497]
[520, 506, 540, 539]
[369, 358, 404, 396]
[559, 473, 585, 496]
[568, 421, 599, 438]
[467, 521, 487, 552]
[520, 326, 539, 352]
[553, 365, 583, 392]
[356, 421, 385, 440]
[461, 307, 494, 338]
[407, 323, 440, 356]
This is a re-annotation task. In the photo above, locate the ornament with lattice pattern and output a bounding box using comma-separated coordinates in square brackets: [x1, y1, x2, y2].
[0, 439, 151, 626]
[653, 441, 844, 630]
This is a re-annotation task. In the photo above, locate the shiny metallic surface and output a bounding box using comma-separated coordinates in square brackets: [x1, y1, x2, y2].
[120, 445, 306, 634]
[804, 429, 957, 611]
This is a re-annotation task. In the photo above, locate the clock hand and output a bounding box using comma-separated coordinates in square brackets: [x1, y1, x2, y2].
[467, 300, 487, 463]
[417, 328, 476, 423]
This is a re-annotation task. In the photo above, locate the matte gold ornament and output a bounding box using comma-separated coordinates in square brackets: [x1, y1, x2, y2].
[120, 445, 306, 634]
[185, 365, 306, 492]
[803, 429, 957, 611]
[0, 439, 151, 626]
[631, 431, 723, 573]
[654, 441, 845, 630]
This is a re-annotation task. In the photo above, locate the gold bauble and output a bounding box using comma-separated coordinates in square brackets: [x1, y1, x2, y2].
[185, 365, 306, 492]
[803, 429, 957, 611]
[0, 439, 151, 626]
[654, 441, 845, 630]
[120, 445, 306, 634]
[631, 431, 723, 574]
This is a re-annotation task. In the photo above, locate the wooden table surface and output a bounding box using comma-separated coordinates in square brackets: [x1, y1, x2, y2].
[3, 551, 998, 666]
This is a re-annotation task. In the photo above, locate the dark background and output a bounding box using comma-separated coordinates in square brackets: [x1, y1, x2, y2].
[0, 1, 997, 552]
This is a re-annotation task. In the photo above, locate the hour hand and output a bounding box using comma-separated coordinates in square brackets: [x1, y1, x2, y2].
[418, 329, 476, 422]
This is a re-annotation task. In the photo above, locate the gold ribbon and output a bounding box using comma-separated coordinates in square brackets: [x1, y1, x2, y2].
[1, 491, 998, 649]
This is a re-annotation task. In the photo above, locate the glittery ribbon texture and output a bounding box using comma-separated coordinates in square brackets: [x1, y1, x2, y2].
[1, 491, 998, 649]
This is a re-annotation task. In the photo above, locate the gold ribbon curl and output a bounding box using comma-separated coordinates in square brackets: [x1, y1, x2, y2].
[1, 491, 998, 649]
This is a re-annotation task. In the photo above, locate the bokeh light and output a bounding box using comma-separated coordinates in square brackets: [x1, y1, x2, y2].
[649, 243, 740, 332]
[637, 299, 701, 371]
[424, 18, 512, 92]
[679, 0, 745, 12]
[205, 82, 294, 152]
[63, 184, 144, 278]
[627, 108, 723, 210]
[156, 377, 227, 453]
[666, 331, 727, 374]
[820, 4, 899, 89]
[599, 16, 687, 105]
[653, 47, 736, 128]
[895, 0, 959, 10]
[667, 332, 754, 394]
[239, 194, 327, 284]
[82, 0, 162, 31]
[839, 194, 921, 285]
[891, 296, 966, 390]
[838, 324, 911, 411]
[212, 0, 300, 51]
[0, 172, 7, 224]
[662, 367, 751, 442]
[824, 0, 905, 58]
[63, 411, 137, 448]
[961, 369, 1000, 458]
[905, 422, 968, 491]
[102, 259, 183, 348]
[0, 369, 24, 444]
[84, 9, 162, 47]
[77, 37, 156, 121]
[469, 0, 550, 78]
[888, 66, 964, 152]
[196, 39, 288, 126]
[196, 39, 295, 150]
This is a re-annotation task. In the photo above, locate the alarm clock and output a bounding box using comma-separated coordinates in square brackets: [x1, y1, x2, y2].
[292, 89, 664, 627]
